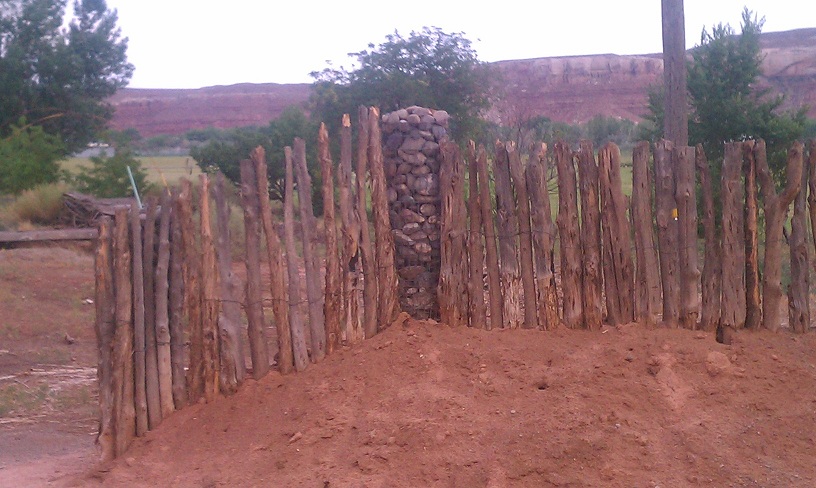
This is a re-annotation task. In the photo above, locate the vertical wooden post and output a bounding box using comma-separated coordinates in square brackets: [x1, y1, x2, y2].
[294, 137, 326, 359]
[129, 201, 148, 436]
[466, 142, 486, 329]
[212, 172, 244, 391]
[143, 198, 162, 428]
[168, 189, 188, 408]
[654, 140, 680, 327]
[631, 142, 662, 325]
[808, 141, 816, 279]
[367, 107, 400, 329]
[240, 159, 270, 378]
[507, 141, 538, 329]
[177, 178, 203, 403]
[696, 145, 721, 331]
[113, 207, 135, 457]
[154, 191, 175, 418]
[555, 142, 584, 329]
[476, 144, 502, 330]
[788, 155, 809, 333]
[493, 141, 522, 329]
[577, 141, 603, 330]
[284, 146, 310, 371]
[357, 107, 378, 339]
[94, 216, 115, 461]
[253, 147, 295, 375]
[743, 142, 762, 329]
[339, 114, 364, 343]
[526, 143, 560, 329]
[720, 142, 747, 339]
[598, 142, 635, 325]
[757, 140, 803, 331]
[438, 142, 469, 328]
[674, 146, 700, 329]
[199, 175, 220, 401]
[319, 124, 343, 353]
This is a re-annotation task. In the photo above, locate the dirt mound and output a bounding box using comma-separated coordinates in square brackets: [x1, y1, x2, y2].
[77, 320, 816, 487]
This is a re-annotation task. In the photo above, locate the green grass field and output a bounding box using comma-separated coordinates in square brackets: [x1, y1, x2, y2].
[61, 155, 202, 187]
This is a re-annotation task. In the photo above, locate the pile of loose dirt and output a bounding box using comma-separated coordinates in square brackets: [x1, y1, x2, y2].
[77, 319, 816, 487]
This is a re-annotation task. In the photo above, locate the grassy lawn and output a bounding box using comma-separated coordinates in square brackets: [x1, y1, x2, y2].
[62, 155, 201, 187]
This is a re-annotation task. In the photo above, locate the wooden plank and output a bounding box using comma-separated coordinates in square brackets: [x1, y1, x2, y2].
[493, 141, 522, 329]
[719, 142, 747, 341]
[555, 142, 583, 329]
[632, 142, 662, 325]
[577, 141, 603, 330]
[438, 142, 469, 328]
[506, 141, 538, 329]
[654, 140, 680, 327]
[466, 142, 486, 329]
[0, 228, 99, 243]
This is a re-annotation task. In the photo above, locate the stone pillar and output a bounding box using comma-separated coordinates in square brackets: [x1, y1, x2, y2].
[381, 106, 450, 319]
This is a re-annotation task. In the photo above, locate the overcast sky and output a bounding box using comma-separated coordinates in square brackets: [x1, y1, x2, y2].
[104, 0, 814, 89]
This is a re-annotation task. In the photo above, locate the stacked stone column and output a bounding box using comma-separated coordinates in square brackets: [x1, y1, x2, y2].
[381, 106, 450, 319]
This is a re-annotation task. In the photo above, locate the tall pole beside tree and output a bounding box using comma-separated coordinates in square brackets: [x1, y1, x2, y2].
[662, 0, 688, 146]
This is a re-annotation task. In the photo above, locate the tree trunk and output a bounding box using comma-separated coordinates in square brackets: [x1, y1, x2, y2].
[198, 175, 221, 402]
[253, 147, 296, 374]
[319, 124, 343, 353]
[743, 143, 762, 329]
[294, 138, 326, 359]
[113, 207, 135, 457]
[577, 141, 603, 330]
[720, 142, 747, 337]
[788, 155, 809, 333]
[653, 140, 680, 327]
[631, 142, 662, 325]
[757, 140, 804, 331]
[142, 198, 162, 428]
[674, 146, 700, 329]
[555, 142, 584, 329]
[526, 143, 559, 329]
[367, 107, 400, 329]
[507, 141, 539, 329]
[438, 142, 469, 328]
[661, 0, 688, 146]
[154, 191, 175, 418]
[357, 107, 378, 339]
[493, 141, 522, 329]
[599, 142, 635, 325]
[284, 146, 310, 371]
[129, 201, 148, 436]
[476, 143, 502, 330]
[696, 145, 721, 331]
[94, 216, 116, 461]
[338, 114, 364, 343]
[466, 142, 486, 329]
[168, 189, 187, 408]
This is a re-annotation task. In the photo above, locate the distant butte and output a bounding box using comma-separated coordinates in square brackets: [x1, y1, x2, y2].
[109, 28, 816, 137]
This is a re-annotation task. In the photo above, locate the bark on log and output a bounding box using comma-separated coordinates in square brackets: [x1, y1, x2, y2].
[555, 142, 584, 329]
[240, 159, 271, 377]
[599, 142, 635, 325]
[168, 190, 187, 408]
[284, 146, 310, 371]
[199, 175, 220, 402]
[177, 179, 202, 403]
[577, 141, 603, 330]
[696, 145, 721, 331]
[143, 198, 162, 429]
[339, 114, 364, 343]
[743, 143, 762, 329]
[319, 124, 343, 353]
[253, 147, 295, 374]
[438, 142, 469, 328]
[129, 201, 148, 436]
[526, 143, 560, 330]
[367, 107, 400, 330]
[154, 191, 175, 418]
[808, 141, 816, 288]
[720, 143, 747, 336]
[788, 154, 809, 333]
[653, 140, 680, 327]
[357, 107, 378, 339]
[113, 207, 135, 457]
[476, 144, 502, 330]
[631, 142, 662, 325]
[212, 173, 244, 392]
[674, 146, 700, 329]
[757, 140, 804, 331]
[493, 141, 522, 329]
[507, 141, 539, 329]
[466, 142, 486, 329]
[94, 216, 115, 461]
[294, 138, 326, 360]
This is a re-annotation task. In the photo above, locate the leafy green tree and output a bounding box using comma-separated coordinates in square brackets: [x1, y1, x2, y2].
[310, 27, 494, 141]
[74, 130, 152, 198]
[0, 0, 133, 155]
[0, 118, 65, 194]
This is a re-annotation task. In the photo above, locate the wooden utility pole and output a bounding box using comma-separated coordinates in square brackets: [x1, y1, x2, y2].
[662, 0, 688, 146]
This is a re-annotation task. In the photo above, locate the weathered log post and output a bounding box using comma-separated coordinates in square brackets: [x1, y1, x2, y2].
[239, 159, 270, 378]
[113, 207, 135, 457]
[757, 140, 803, 331]
[631, 142, 661, 325]
[555, 142, 584, 329]
[526, 143, 560, 329]
[199, 175, 220, 402]
[674, 146, 700, 329]
[129, 200, 148, 436]
[507, 141, 539, 329]
[476, 144, 503, 330]
[94, 216, 115, 461]
[599, 142, 635, 325]
[143, 198, 162, 428]
[788, 153, 809, 333]
[168, 189, 187, 408]
[577, 141, 603, 330]
[466, 142, 486, 329]
[653, 140, 680, 327]
[743, 142, 762, 329]
[319, 124, 343, 353]
[696, 145, 721, 331]
[338, 114, 364, 343]
[720, 142, 747, 339]
[154, 191, 175, 418]
[493, 141, 522, 329]
[177, 179, 203, 402]
[438, 141, 469, 327]
[808, 141, 816, 273]
[283, 146, 310, 371]
[357, 107, 378, 339]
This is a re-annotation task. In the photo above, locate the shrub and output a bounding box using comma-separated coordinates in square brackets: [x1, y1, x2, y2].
[74, 147, 153, 198]
[11, 183, 70, 226]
